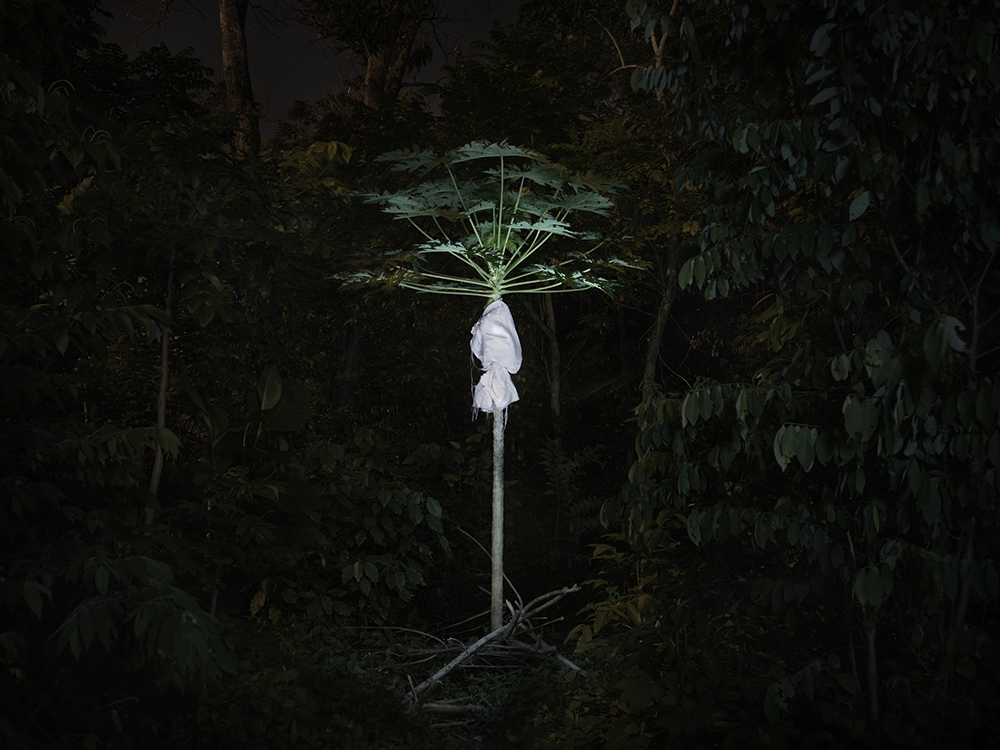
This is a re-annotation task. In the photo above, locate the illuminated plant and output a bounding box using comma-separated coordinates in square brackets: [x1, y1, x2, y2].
[363, 142, 632, 630]
[361, 141, 627, 300]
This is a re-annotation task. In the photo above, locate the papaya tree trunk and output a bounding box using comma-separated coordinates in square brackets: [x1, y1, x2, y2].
[491, 404, 505, 631]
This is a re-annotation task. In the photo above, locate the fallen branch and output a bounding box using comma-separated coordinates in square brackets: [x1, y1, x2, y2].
[521, 629, 586, 676]
[421, 700, 489, 715]
[406, 622, 507, 712]
[404, 584, 581, 713]
[430, 719, 477, 730]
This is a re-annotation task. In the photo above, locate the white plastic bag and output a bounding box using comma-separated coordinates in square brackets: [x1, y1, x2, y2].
[470, 298, 521, 415]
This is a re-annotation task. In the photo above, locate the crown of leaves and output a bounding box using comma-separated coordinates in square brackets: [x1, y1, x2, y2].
[353, 141, 636, 300]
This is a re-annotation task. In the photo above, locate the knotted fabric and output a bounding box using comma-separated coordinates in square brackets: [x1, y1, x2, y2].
[471, 298, 522, 415]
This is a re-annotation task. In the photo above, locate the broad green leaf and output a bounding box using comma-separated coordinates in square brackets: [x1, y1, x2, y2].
[843, 394, 864, 438]
[735, 389, 748, 420]
[764, 683, 782, 723]
[773, 427, 789, 470]
[805, 67, 836, 85]
[258, 365, 282, 411]
[678, 258, 694, 288]
[809, 22, 837, 56]
[687, 509, 703, 545]
[54, 329, 70, 356]
[815, 431, 834, 465]
[754, 518, 769, 549]
[943, 316, 967, 352]
[831, 353, 850, 381]
[699, 388, 714, 421]
[425, 495, 442, 518]
[694, 256, 707, 287]
[809, 86, 840, 106]
[265, 378, 311, 432]
[781, 424, 798, 460]
[796, 427, 817, 471]
[848, 190, 870, 221]
[835, 672, 859, 695]
[682, 391, 699, 427]
[732, 127, 747, 153]
[854, 568, 871, 606]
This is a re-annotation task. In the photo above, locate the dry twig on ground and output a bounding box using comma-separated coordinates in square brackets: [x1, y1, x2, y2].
[403, 584, 582, 714]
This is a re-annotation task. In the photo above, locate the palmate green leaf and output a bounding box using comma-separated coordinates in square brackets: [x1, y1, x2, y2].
[506, 218, 576, 236]
[548, 191, 617, 213]
[518, 263, 619, 295]
[448, 141, 541, 163]
[375, 146, 439, 173]
[360, 141, 627, 299]
[466, 199, 500, 215]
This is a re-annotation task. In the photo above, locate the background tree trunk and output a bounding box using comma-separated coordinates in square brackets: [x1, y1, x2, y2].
[301, 0, 434, 111]
[864, 610, 880, 723]
[640, 242, 680, 414]
[542, 293, 561, 424]
[219, 0, 260, 154]
[146, 247, 177, 525]
[362, 4, 426, 108]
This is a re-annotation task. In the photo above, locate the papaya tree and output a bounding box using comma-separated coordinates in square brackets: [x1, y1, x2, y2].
[358, 141, 632, 629]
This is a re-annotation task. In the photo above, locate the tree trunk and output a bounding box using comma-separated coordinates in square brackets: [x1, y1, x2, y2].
[363, 2, 426, 109]
[640, 242, 680, 418]
[146, 247, 177, 525]
[542, 293, 561, 423]
[523, 295, 562, 430]
[619, 304, 629, 380]
[219, 0, 260, 154]
[864, 609, 880, 723]
[331, 306, 361, 434]
[490, 405, 505, 631]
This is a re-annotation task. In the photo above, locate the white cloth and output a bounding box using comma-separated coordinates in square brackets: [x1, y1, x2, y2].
[470, 299, 521, 414]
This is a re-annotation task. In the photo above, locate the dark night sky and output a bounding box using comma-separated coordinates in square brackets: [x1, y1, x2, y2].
[98, 1, 520, 137]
